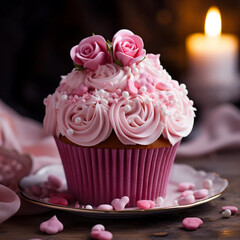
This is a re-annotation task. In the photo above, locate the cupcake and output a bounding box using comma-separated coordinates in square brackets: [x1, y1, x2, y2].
[43, 29, 196, 207]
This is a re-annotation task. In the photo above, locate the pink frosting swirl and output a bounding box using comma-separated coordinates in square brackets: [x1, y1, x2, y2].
[109, 95, 164, 145]
[43, 92, 62, 136]
[70, 35, 111, 71]
[85, 63, 127, 91]
[57, 97, 112, 146]
[162, 85, 195, 145]
[44, 31, 196, 147]
[112, 29, 146, 66]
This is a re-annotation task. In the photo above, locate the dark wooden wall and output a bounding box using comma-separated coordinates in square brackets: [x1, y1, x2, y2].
[1, 0, 240, 122]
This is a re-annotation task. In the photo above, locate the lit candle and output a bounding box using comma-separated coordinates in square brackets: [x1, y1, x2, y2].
[186, 6, 238, 86]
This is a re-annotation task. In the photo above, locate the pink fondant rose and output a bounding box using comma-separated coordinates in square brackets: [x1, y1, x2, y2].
[112, 29, 146, 66]
[70, 35, 110, 71]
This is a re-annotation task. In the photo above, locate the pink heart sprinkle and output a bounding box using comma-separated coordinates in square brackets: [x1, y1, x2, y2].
[182, 217, 203, 230]
[97, 231, 113, 240]
[137, 200, 155, 210]
[92, 224, 105, 232]
[178, 195, 195, 205]
[91, 224, 113, 240]
[178, 182, 195, 192]
[181, 190, 194, 197]
[193, 189, 208, 199]
[91, 230, 113, 240]
[111, 196, 129, 210]
[49, 196, 68, 206]
[40, 215, 63, 234]
[222, 206, 238, 215]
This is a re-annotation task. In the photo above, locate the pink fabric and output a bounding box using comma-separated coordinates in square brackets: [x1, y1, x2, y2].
[0, 184, 21, 224]
[178, 104, 240, 157]
[0, 100, 60, 222]
[0, 100, 60, 172]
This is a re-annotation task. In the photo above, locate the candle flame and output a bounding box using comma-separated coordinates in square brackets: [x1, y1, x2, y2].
[204, 7, 221, 37]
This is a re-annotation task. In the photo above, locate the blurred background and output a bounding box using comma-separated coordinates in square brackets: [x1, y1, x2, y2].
[1, 0, 240, 123]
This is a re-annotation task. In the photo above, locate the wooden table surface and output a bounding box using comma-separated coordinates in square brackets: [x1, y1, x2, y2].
[1, 149, 240, 240]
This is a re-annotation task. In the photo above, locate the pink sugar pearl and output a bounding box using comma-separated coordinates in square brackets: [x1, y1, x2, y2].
[178, 182, 195, 192]
[97, 204, 113, 211]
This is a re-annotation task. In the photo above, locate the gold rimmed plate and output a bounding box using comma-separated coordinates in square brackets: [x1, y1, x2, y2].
[19, 164, 228, 218]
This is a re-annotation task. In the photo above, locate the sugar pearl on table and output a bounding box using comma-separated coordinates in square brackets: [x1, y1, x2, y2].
[222, 209, 232, 218]
[221, 206, 238, 215]
[97, 204, 113, 211]
[155, 197, 164, 206]
[124, 104, 131, 112]
[67, 128, 74, 136]
[122, 91, 129, 98]
[203, 179, 213, 189]
[74, 117, 82, 124]
[86, 205, 93, 210]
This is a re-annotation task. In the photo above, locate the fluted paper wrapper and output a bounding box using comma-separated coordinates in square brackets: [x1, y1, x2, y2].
[55, 137, 180, 207]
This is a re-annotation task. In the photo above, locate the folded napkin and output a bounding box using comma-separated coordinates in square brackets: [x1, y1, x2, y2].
[177, 104, 240, 157]
[0, 100, 61, 222]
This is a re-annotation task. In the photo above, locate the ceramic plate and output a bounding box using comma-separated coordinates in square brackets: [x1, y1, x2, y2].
[19, 164, 228, 218]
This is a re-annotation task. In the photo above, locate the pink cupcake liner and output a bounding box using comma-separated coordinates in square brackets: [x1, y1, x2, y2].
[55, 137, 180, 207]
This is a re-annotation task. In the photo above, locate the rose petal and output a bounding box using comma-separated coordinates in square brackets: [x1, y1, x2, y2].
[84, 52, 107, 71]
